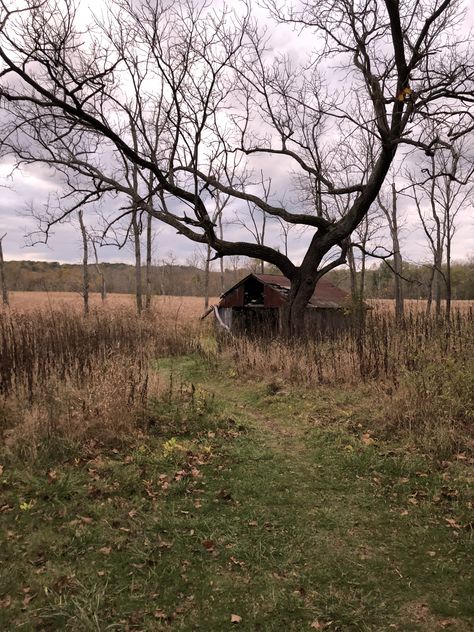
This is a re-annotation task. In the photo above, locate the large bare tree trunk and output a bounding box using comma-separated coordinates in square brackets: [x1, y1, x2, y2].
[78, 210, 89, 315]
[145, 212, 152, 310]
[0, 233, 9, 307]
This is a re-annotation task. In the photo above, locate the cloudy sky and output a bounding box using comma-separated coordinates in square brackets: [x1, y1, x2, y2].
[0, 0, 472, 268]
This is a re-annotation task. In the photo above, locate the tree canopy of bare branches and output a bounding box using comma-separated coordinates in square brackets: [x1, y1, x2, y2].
[0, 0, 473, 332]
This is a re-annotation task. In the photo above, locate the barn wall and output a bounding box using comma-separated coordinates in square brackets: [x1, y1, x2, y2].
[231, 307, 280, 336]
[303, 308, 349, 335]
[220, 286, 244, 308]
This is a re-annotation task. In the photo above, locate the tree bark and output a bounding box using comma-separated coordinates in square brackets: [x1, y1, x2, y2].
[0, 233, 9, 307]
[91, 238, 107, 303]
[204, 243, 211, 310]
[132, 210, 143, 314]
[445, 228, 452, 321]
[78, 210, 89, 315]
[145, 212, 152, 310]
[218, 215, 225, 294]
[390, 184, 404, 322]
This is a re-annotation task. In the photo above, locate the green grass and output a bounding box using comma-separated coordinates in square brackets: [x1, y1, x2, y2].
[1, 357, 473, 631]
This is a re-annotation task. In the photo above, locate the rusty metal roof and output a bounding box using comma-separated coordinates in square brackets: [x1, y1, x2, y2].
[220, 273, 348, 309]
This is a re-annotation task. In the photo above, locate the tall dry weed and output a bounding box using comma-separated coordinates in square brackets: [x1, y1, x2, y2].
[0, 307, 199, 459]
[221, 309, 474, 455]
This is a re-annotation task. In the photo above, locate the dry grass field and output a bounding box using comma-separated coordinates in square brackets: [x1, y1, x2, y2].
[3, 291, 473, 319]
[2, 291, 219, 321]
[369, 297, 474, 314]
[1, 290, 473, 630]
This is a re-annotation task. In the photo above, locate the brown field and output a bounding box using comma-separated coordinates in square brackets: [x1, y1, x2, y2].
[2, 291, 219, 321]
[3, 291, 473, 318]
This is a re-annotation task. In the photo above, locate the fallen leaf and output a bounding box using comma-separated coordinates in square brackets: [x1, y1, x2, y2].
[154, 609, 166, 619]
[230, 556, 245, 567]
[79, 516, 93, 524]
[310, 620, 323, 629]
[22, 593, 34, 607]
[99, 546, 111, 555]
[202, 539, 215, 552]
[445, 518, 461, 529]
[0, 464, 4, 475]
[230, 614, 242, 623]
[47, 469, 58, 483]
[361, 433, 375, 446]
[0, 595, 12, 609]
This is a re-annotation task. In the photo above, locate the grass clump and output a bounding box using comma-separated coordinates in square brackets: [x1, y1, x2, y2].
[386, 355, 474, 456]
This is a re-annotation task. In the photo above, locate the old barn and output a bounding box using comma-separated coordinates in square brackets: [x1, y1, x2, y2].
[209, 273, 350, 335]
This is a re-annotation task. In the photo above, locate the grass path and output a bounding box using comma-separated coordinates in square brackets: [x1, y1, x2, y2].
[1, 357, 473, 631]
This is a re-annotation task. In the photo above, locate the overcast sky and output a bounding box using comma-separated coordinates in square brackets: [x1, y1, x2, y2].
[0, 0, 472, 268]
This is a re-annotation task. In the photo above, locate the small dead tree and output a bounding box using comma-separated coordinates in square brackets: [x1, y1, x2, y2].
[0, 232, 9, 306]
[407, 135, 473, 318]
[378, 182, 405, 321]
[78, 210, 89, 315]
[89, 235, 107, 303]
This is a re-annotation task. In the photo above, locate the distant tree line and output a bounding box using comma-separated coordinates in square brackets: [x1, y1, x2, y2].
[326, 259, 474, 302]
[2, 258, 473, 302]
[1, 260, 248, 299]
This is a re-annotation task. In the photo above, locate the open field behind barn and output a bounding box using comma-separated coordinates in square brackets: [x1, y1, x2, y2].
[3, 291, 219, 320]
[369, 298, 474, 314]
[0, 298, 473, 630]
[3, 290, 474, 318]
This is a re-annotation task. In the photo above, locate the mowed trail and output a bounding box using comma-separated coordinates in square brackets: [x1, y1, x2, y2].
[187, 367, 474, 631]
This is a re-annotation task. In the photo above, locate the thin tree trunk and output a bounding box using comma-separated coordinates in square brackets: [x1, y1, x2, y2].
[145, 212, 152, 310]
[204, 244, 211, 309]
[218, 215, 225, 293]
[132, 210, 143, 314]
[90, 238, 107, 302]
[78, 210, 89, 315]
[360, 251, 366, 301]
[434, 251, 442, 319]
[347, 246, 358, 303]
[426, 267, 435, 316]
[390, 184, 404, 322]
[0, 233, 9, 307]
[445, 228, 452, 322]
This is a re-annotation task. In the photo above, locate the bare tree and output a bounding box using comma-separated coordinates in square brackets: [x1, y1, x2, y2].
[0, 0, 473, 334]
[0, 232, 9, 306]
[407, 135, 473, 318]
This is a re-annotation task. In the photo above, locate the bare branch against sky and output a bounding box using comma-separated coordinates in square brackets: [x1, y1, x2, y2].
[0, 0, 473, 330]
